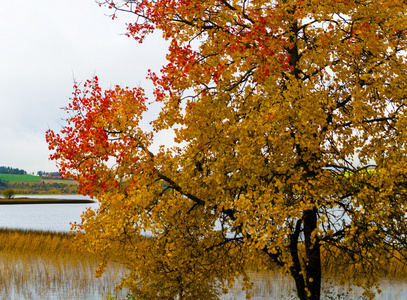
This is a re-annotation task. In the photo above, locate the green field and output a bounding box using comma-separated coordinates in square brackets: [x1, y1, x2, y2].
[0, 174, 41, 182]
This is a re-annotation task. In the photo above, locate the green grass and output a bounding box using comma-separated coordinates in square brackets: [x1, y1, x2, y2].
[0, 174, 41, 182]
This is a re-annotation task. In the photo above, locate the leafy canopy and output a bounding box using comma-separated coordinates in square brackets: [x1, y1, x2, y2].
[1, 189, 15, 199]
[47, 0, 407, 299]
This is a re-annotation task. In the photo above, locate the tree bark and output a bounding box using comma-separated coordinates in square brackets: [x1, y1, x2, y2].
[290, 220, 307, 300]
[303, 208, 321, 300]
[290, 209, 321, 300]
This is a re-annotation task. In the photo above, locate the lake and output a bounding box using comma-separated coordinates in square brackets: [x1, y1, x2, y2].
[0, 195, 98, 232]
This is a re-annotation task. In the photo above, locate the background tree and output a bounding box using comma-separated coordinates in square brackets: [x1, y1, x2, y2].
[47, 1, 407, 299]
[1, 189, 15, 199]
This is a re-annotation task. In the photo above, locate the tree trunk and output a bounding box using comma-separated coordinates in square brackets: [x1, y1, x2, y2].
[303, 208, 321, 300]
[290, 209, 321, 300]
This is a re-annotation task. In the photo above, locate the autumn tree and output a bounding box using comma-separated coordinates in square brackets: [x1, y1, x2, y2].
[47, 1, 407, 299]
[1, 189, 15, 199]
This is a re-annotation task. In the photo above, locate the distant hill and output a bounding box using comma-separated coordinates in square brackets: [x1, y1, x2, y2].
[0, 174, 40, 182]
[0, 174, 78, 195]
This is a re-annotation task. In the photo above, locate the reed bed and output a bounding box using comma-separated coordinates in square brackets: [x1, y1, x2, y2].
[320, 245, 407, 281]
[0, 228, 406, 299]
[0, 228, 127, 299]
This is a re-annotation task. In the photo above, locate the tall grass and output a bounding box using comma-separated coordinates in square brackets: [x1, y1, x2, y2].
[0, 228, 127, 299]
[0, 228, 405, 299]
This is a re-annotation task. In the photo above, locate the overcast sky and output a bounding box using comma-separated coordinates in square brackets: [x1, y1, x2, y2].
[0, 1, 169, 174]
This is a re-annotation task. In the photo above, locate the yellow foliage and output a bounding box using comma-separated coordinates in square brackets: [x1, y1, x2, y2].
[48, 1, 407, 300]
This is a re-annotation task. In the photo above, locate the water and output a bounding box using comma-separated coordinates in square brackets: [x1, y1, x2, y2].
[0, 195, 406, 299]
[221, 274, 407, 300]
[0, 195, 98, 232]
[0, 195, 126, 299]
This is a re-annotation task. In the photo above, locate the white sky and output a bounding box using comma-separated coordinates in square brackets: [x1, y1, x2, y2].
[0, 1, 169, 174]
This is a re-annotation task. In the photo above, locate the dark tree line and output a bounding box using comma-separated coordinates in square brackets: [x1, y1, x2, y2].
[0, 179, 7, 188]
[0, 166, 26, 175]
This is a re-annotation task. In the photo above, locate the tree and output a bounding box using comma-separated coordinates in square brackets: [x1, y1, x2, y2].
[0, 166, 26, 175]
[46, 1, 407, 299]
[0, 179, 7, 188]
[1, 189, 15, 199]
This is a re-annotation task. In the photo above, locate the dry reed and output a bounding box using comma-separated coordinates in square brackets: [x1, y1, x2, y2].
[0, 228, 127, 299]
[0, 228, 405, 299]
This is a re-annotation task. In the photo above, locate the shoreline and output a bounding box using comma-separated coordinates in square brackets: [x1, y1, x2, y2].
[0, 198, 96, 204]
